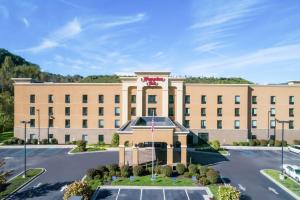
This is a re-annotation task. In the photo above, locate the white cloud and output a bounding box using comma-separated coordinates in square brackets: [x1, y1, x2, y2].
[52, 18, 82, 41]
[23, 40, 59, 53]
[22, 17, 30, 27]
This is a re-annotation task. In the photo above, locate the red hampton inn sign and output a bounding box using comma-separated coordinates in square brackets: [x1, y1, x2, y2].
[141, 77, 165, 86]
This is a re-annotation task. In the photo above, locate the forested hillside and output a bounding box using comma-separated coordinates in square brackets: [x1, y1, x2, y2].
[0, 48, 252, 133]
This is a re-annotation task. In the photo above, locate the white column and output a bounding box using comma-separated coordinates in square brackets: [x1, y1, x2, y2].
[121, 87, 128, 124]
[136, 87, 143, 116]
[176, 85, 183, 124]
[162, 89, 169, 117]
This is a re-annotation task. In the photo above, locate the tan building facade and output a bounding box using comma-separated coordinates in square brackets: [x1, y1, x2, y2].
[13, 72, 300, 150]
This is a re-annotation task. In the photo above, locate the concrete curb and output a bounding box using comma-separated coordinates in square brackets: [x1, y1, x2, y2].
[0, 145, 75, 149]
[67, 147, 119, 155]
[4, 168, 46, 200]
[188, 149, 230, 156]
[260, 169, 300, 200]
[223, 146, 288, 150]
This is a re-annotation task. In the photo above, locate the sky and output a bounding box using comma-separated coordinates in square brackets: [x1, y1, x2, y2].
[1, 0, 300, 83]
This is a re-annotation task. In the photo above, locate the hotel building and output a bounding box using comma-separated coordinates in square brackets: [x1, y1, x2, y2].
[13, 72, 300, 152]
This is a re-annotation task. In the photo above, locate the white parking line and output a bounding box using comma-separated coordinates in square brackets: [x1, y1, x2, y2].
[268, 187, 279, 195]
[140, 188, 143, 200]
[33, 182, 42, 188]
[163, 188, 166, 200]
[185, 189, 190, 200]
[238, 184, 246, 191]
[116, 188, 120, 200]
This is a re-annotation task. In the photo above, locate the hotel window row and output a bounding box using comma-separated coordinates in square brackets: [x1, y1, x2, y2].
[251, 120, 294, 129]
[252, 95, 295, 105]
[184, 95, 240, 104]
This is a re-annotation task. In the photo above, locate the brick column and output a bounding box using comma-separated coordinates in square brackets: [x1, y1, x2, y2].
[132, 145, 139, 166]
[119, 145, 125, 166]
[167, 144, 174, 166]
[181, 145, 187, 166]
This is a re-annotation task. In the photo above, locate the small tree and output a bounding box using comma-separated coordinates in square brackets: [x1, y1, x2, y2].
[218, 185, 240, 200]
[133, 166, 144, 176]
[206, 169, 219, 184]
[176, 164, 186, 175]
[111, 133, 119, 147]
[63, 181, 92, 200]
[76, 140, 87, 152]
[161, 166, 173, 177]
[188, 164, 197, 175]
[211, 140, 220, 151]
[0, 159, 7, 190]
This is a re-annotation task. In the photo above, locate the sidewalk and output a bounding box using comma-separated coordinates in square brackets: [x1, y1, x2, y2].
[222, 146, 288, 150]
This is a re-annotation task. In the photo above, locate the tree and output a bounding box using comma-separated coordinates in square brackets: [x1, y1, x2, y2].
[0, 56, 14, 93]
[111, 133, 119, 147]
[0, 159, 7, 188]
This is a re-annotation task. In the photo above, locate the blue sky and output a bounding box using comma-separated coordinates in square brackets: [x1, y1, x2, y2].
[1, 0, 300, 83]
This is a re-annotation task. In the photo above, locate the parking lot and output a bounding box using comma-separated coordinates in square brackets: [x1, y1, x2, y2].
[94, 186, 212, 200]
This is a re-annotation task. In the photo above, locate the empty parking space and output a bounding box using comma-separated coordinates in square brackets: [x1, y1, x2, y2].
[94, 187, 212, 200]
[0, 148, 68, 158]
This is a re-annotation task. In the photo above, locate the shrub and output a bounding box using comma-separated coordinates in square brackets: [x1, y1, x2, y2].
[249, 139, 260, 146]
[239, 142, 249, 146]
[124, 140, 129, 147]
[198, 165, 208, 177]
[206, 169, 219, 184]
[211, 140, 220, 151]
[282, 140, 287, 147]
[176, 164, 186, 175]
[133, 165, 144, 176]
[294, 140, 300, 145]
[32, 139, 38, 145]
[161, 166, 172, 177]
[63, 181, 92, 200]
[232, 142, 239, 146]
[183, 172, 190, 178]
[259, 139, 268, 146]
[111, 133, 119, 147]
[11, 137, 19, 144]
[41, 139, 48, 144]
[268, 139, 275, 146]
[76, 140, 87, 152]
[218, 185, 240, 200]
[274, 140, 282, 147]
[188, 164, 197, 175]
[98, 141, 105, 146]
[17, 139, 24, 145]
[96, 165, 107, 173]
[86, 168, 98, 179]
[154, 166, 162, 174]
[51, 138, 58, 144]
[106, 164, 119, 174]
[3, 139, 12, 145]
[198, 177, 210, 186]
[120, 165, 131, 177]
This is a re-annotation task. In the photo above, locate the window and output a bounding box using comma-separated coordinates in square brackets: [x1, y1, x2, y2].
[252, 120, 257, 128]
[289, 120, 294, 129]
[217, 95, 223, 104]
[201, 108, 206, 116]
[185, 95, 190, 104]
[48, 94, 54, 103]
[289, 96, 295, 105]
[65, 94, 70, 103]
[252, 108, 257, 117]
[252, 96, 257, 104]
[234, 120, 240, 129]
[82, 95, 88, 103]
[184, 120, 190, 128]
[201, 120, 206, 129]
[82, 134, 88, 142]
[270, 96, 276, 104]
[82, 107, 88, 116]
[185, 108, 190, 116]
[270, 108, 276, 116]
[217, 120, 222, 129]
[48, 107, 53, 116]
[49, 118, 54, 127]
[98, 95, 104, 103]
[98, 135, 104, 143]
[30, 94, 35, 103]
[131, 95, 136, 103]
[98, 107, 104, 116]
[115, 107, 120, 116]
[169, 107, 174, 116]
[235, 95, 240, 104]
[217, 108, 222, 117]
[148, 108, 157, 116]
[169, 95, 174, 104]
[30, 119, 35, 128]
[234, 108, 240, 117]
[65, 107, 70, 116]
[115, 95, 120, 103]
[148, 95, 156, 104]
[289, 108, 294, 117]
[201, 95, 207, 104]
[65, 119, 70, 128]
[30, 107, 35, 115]
[98, 119, 104, 128]
[270, 120, 276, 128]
[82, 119, 88, 128]
[131, 107, 136, 116]
[65, 135, 70, 144]
[114, 120, 120, 128]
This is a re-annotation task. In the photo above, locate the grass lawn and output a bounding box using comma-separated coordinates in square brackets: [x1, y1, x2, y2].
[0, 168, 44, 199]
[263, 169, 300, 198]
[0, 131, 13, 143]
[208, 184, 221, 200]
[70, 144, 107, 153]
[111, 175, 196, 186]
[86, 178, 102, 191]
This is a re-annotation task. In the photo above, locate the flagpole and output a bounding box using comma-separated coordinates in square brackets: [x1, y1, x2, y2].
[151, 111, 154, 180]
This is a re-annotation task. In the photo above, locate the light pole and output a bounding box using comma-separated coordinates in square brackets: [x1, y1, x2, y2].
[267, 110, 271, 140]
[21, 120, 30, 178]
[276, 119, 290, 179]
[37, 109, 40, 144]
[151, 111, 155, 181]
[47, 114, 54, 144]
